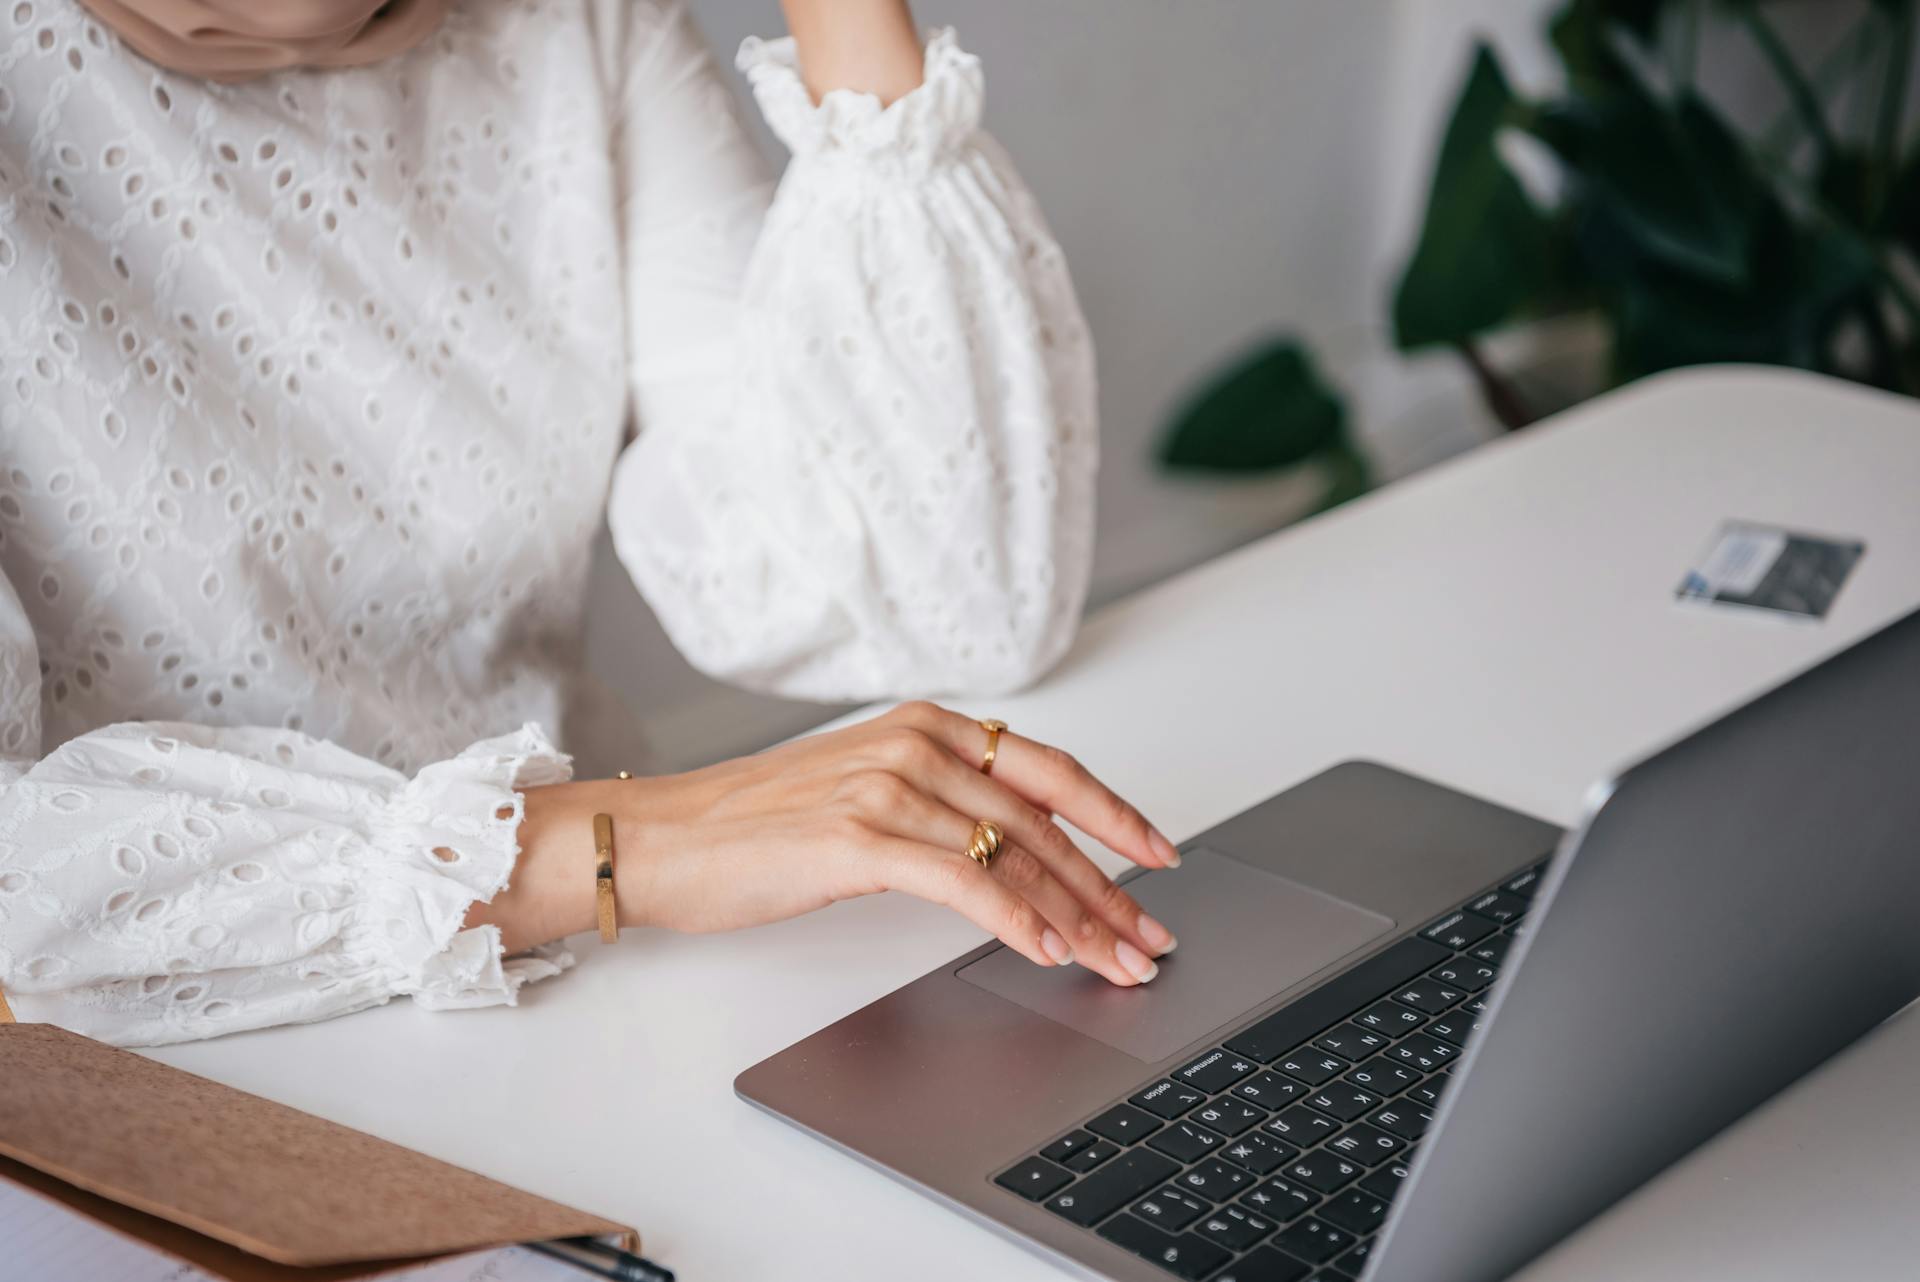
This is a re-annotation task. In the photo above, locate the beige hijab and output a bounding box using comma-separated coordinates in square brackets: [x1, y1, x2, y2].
[77, 0, 452, 80]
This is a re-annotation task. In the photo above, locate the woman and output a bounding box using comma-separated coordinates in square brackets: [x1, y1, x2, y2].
[0, 0, 1180, 1046]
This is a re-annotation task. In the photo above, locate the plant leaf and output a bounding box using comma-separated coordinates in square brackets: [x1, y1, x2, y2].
[1529, 83, 1765, 285]
[1312, 442, 1373, 515]
[1392, 45, 1554, 351]
[1550, 0, 1670, 91]
[1891, 146, 1920, 255]
[1816, 145, 1879, 232]
[1609, 208, 1878, 380]
[1772, 223, 1880, 372]
[1158, 339, 1348, 473]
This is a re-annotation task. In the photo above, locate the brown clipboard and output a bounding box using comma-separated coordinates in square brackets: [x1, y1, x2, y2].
[0, 1014, 639, 1282]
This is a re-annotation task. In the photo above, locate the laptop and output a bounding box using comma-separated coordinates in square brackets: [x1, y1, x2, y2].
[736, 607, 1920, 1282]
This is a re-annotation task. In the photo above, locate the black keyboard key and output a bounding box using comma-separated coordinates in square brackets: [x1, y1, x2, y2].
[1503, 862, 1548, 898]
[1176, 1048, 1259, 1094]
[1275, 1050, 1348, 1086]
[1344, 1057, 1420, 1095]
[1323, 1266, 1361, 1282]
[1281, 1150, 1361, 1193]
[1225, 936, 1452, 1063]
[1466, 889, 1529, 924]
[1389, 980, 1463, 1015]
[1040, 1130, 1099, 1165]
[1424, 1012, 1472, 1047]
[1088, 1102, 1164, 1145]
[1215, 1245, 1312, 1282]
[1318, 1189, 1389, 1235]
[1132, 1185, 1209, 1231]
[1304, 1084, 1380, 1122]
[1359, 1158, 1415, 1200]
[1354, 999, 1426, 1037]
[1194, 1202, 1278, 1251]
[1367, 1099, 1435, 1141]
[1242, 1175, 1321, 1220]
[995, 1156, 1073, 1201]
[1468, 935, 1512, 967]
[1096, 1213, 1231, 1281]
[1220, 1130, 1298, 1175]
[1429, 959, 1498, 991]
[1336, 1239, 1376, 1275]
[1388, 1033, 1458, 1073]
[1407, 1072, 1451, 1108]
[1192, 1098, 1268, 1137]
[1328, 1121, 1404, 1164]
[1234, 1071, 1309, 1110]
[1272, 1215, 1353, 1263]
[1176, 1157, 1253, 1202]
[1045, 1148, 1179, 1225]
[1063, 1138, 1122, 1171]
[1420, 911, 1495, 951]
[1313, 1023, 1391, 1060]
[1262, 1104, 1339, 1146]
[1131, 1079, 1207, 1120]
[1148, 1120, 1226, 1163]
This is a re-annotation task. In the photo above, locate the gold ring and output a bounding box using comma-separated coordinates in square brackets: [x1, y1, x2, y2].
[978, 719, 1007, 774]
[966, 819, 1003, 869]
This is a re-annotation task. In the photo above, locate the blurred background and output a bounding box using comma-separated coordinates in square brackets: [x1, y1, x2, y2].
[584, 0, 1920, 774]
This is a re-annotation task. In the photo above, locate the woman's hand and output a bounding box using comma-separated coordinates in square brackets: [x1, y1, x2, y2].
[474, 702, 1182, 987]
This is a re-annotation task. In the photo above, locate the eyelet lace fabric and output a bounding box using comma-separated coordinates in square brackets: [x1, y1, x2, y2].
[0, 1, 1096, 1044]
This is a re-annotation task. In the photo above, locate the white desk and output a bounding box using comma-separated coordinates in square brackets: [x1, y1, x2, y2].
[151, 367, 1920, 1281]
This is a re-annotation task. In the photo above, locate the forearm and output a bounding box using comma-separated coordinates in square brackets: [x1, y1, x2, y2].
[780, 0, 922, 104]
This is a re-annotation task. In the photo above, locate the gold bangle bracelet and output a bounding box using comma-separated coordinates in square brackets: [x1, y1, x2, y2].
[591, 812, 618, 944]
[591, 770, 635, 944]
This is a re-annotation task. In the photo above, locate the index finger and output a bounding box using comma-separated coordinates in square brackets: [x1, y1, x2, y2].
[892, 703, 1181, 870]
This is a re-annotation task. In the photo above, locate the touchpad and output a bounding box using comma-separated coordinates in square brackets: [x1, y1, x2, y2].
[957, 847, 1393, 1062]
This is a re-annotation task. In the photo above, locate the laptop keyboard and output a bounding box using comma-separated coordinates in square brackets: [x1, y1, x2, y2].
[993, 860, 1549, 1282]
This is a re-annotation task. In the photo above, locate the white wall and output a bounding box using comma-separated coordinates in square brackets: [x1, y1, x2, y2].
[580, 0, 1874, 773]
[580, 0, 1570, 773]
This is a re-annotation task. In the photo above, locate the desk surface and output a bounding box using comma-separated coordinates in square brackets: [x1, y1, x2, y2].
[151, 367, 1920, 1281]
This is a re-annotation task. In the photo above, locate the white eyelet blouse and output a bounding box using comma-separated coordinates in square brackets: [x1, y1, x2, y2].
[0, 0, 1097, 1045]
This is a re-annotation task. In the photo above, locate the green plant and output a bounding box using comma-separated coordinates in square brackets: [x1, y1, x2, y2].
[1158, 0, 1919, 488]
[1153, 339, 1371, 513]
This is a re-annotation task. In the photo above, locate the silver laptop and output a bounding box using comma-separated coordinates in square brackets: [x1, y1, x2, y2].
[737, 607, 1920, 1282]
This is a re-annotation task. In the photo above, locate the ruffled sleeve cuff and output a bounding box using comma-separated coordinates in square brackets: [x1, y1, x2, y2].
[346, 723, 576, 1010]
[737, 27, 983, 173]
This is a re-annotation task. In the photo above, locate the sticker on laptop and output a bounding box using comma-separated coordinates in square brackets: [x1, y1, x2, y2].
[1676, 521, 1864, 620]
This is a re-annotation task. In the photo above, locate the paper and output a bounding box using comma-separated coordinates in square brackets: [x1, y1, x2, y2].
[0, 1178, 586, 1282]
[1686, 523, 1788, 597]
[0, 1177, 198, 1282]
[386, 1246, 584, 1282]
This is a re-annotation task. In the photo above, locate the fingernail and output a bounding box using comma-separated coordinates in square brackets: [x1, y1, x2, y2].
[1114, 939, 1159, 983]
[1137, 913, 1177, 955]
[1150, 828, 1182, 867]
[1041, 928, 1074, 966]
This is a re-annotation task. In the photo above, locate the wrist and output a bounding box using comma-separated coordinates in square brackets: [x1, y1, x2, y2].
[780, 0, 922, 105]
[609, 776, 667, 932]
[466, 776, 660, 950]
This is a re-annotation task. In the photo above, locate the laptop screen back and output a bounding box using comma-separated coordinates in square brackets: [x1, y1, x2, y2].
[1369, 608, 1920, 1282]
